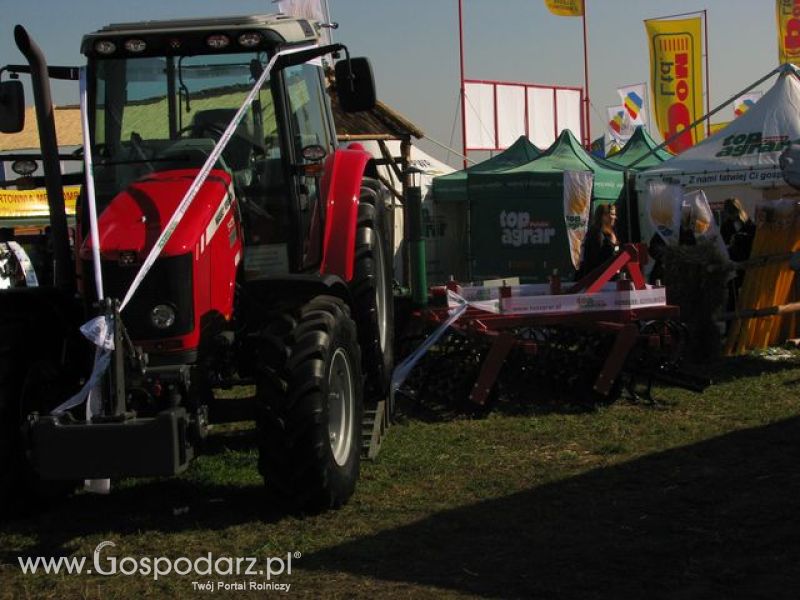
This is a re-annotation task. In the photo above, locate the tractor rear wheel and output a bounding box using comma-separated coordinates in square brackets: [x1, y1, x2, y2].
[351, 179, 395, 402]
[256, 296, 363, 512]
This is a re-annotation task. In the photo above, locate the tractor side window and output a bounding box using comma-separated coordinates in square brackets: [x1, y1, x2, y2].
[284, 64, 332, 268]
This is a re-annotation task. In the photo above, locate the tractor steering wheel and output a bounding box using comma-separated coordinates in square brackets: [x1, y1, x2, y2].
[177, 122, 227, 141]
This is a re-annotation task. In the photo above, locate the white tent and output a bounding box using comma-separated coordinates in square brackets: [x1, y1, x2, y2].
[636, 65, 800, 236]
[357, 141, 462, 284]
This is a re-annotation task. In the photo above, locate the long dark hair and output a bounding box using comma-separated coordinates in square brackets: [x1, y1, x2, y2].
[590, 203, 616, 235]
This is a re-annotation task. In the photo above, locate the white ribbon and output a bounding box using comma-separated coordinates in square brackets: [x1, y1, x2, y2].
[119, 42, 316, 313]
[390, 290, 468, 395]
[54, 43, 318, 418]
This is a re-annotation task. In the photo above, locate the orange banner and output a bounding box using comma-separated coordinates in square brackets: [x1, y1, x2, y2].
[777, 0, 800, 64]
[544, 0, 584, 17]
[645, 17, 706, 154]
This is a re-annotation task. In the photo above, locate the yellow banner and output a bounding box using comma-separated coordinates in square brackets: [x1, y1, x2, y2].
[0, 186, 79, 218]
[645, 17, 705, 154]
[776, 0, 800, 64]
[709, 121, 730, 135]
[544, 0, 584, 17]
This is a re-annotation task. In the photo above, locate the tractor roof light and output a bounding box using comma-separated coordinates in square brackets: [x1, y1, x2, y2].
[206, 34, 230, 50]
[237, 32, 262, 48]
[94, 40, 117, 55]
[124, 39, 147, 53]
[11, 159, 37, 176]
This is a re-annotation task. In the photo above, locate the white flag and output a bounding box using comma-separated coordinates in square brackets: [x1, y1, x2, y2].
[733, 91, 762, 118]
[606, 105, 633, 146]
[617, 83, 648, 128]
[274, 0, 332, 45]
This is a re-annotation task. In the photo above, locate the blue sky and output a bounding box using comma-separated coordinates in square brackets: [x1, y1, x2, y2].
[0, 0, 780, 166]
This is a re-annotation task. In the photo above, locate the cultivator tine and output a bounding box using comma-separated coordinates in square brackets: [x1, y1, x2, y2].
[593, 324, 638, 397]
[469, 332, 515, 406]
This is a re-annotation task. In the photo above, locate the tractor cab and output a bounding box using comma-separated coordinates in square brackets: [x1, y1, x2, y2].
[81, 14, 344, 274]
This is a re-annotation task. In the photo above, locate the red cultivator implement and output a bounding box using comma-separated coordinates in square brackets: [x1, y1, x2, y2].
[406, 244, 707, 408]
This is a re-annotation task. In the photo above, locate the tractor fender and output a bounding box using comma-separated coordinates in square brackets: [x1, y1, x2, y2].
[319, 147, 372, 282]
[243, 273, 352, 307]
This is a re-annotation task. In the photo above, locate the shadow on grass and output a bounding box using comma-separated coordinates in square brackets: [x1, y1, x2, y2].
[301, 417, 800, 599]
[699, 354, 800, 385]
[0, 426, 288, 561]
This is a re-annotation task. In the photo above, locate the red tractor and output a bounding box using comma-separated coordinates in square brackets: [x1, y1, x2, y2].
[0, 14, 395, 513]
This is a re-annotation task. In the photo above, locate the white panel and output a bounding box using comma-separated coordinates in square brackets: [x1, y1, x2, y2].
[496, 85, 526, 149]
[556, 88, 583, 141]
[527, 88, 556, 149]
[464, 82, 496, 150]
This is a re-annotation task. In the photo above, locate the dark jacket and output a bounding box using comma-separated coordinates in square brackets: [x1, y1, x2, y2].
[580, 228, 617, 276]
[721, 219, 756, 262]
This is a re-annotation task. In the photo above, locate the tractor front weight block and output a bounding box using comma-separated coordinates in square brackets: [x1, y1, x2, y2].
[28, 408, 193, 480]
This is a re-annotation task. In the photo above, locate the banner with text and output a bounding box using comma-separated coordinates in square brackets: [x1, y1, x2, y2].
[563, 171, 593, 269]
[777, 0, 800, 65]
[645, 17, 705, 154]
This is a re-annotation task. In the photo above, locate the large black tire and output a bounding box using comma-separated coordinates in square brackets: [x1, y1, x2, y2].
[256, 296, 364, 512]
[351, 179, 395, 401]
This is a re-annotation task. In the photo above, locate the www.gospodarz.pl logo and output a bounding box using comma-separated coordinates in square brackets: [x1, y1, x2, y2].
[18, 540, 297, 591]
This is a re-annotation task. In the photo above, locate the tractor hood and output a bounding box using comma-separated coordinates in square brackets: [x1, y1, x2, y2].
[82, 169, 233, 261]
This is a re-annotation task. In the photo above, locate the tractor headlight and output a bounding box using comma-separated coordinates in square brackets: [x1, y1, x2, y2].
[150, 304, 176, 330]
[206, 34, 230, 50]
[237, 32, 262, 48]
[124, 39, 147, 53]
[94, 40, 117, 55]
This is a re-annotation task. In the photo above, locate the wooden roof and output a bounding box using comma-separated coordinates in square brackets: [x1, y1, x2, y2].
[0, 106, 83, 151]
[0, 93, 423, 152]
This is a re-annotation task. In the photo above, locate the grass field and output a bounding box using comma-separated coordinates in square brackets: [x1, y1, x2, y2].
[1, 351, 799, 599]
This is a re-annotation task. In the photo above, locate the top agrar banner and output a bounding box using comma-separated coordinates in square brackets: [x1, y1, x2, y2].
[776, 0, 800, 65]
[645, 17, 705, 154]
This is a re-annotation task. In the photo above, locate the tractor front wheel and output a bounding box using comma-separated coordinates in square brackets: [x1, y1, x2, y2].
[256, 296, 363, 512]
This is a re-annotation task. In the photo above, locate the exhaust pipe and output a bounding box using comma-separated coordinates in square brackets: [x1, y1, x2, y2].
[13, 25, 73, 293]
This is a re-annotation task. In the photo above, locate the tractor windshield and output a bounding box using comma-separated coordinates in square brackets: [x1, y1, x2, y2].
[90, 51, 280, 206]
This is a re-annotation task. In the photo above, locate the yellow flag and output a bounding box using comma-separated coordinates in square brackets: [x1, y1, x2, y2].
[776, 0, 800, 64]
[544, 0, 584, 17]
[645, 17, 705, 154]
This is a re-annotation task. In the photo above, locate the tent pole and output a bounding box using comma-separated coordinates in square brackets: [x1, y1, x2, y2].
[627, 63, 788, 170]
[624, 170, 633, 243]
[582, 6, 591, 146]
[704, 9, 711, 138]
[458, 0, 467, 170]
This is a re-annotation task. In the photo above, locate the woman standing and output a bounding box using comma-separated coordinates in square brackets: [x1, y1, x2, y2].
[721, 197, 756, 262]
[579, 204, 619, 276]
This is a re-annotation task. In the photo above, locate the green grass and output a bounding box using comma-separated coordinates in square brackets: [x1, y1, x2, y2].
[1, 353, 800, 599]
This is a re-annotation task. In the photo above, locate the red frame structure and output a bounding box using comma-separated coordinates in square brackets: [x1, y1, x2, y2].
[425, 245, 681, 406]
[463, 78, 586, 152]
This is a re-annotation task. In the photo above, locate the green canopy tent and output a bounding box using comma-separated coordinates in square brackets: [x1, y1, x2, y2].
[606, 126, 672, 170]
[467, 129, 627, 281]
[431, 135, 541, 203]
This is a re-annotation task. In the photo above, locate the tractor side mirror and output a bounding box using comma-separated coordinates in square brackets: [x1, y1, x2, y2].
[335, 57, 376, 113]
[0, 80, 25, 133]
